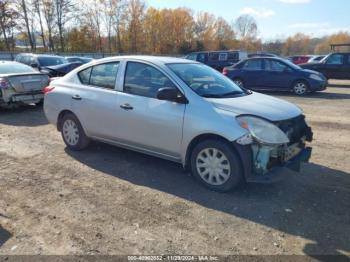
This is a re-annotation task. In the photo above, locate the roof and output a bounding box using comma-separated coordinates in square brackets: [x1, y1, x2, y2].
[96, 55, 195, 64]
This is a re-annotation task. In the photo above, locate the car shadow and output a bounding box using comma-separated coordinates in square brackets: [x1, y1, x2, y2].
[262, 90, 350, 100]
[0, 105, 48, 127]
[0, 225, 12, 248]
[66, 142, 350, 257]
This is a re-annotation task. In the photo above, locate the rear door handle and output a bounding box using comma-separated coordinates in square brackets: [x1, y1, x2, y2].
[120, 103, 133, 110]
[72, 95, 82, 100]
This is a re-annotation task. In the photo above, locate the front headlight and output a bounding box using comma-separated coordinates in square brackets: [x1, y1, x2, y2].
[310, 74, 323, 81]
[236, 116, 289, 145]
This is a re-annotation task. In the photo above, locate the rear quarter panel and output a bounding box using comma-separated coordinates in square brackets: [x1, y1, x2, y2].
[44, 82, 75, 128]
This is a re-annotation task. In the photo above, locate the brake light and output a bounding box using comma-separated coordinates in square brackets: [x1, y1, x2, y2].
[0, 78, 10, 89]
[222, 68, 228, 76]
[43, 85, 55, 95]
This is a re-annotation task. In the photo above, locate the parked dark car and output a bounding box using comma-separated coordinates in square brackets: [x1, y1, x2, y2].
[185, 50, 248, 71]
[223, 57, 327, 95]
[40, 62, 83, 78]
[15, 53, 67, 70]
[300, 53, 350, 80]
[287, 55, 312, 65]
[65, 56, 93, 64]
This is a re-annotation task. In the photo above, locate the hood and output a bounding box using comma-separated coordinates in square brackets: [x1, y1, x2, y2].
[208, 92, 302, 121]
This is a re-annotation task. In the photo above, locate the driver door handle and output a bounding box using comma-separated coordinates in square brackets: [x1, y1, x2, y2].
[120, 103, 133, 110]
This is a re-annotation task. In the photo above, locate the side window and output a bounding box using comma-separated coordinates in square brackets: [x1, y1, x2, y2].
[209, 53, 219, 61]
[89, 62, 119, 89]
[22, 56, 30, 65]
[265, 60, 288, 72]
[326, 54, 344, 65]
[228, 52, 238, 60]
[347, 55, 350, 64]
[219, 53, 228, 61]
[78, 67, 92, 85]
[186, 54, 197, 61]
[197, 53, 207, 63]
[243, 59, 263, 70]
[124, 62, 177, 99]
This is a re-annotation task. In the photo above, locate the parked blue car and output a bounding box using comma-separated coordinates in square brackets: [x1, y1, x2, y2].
[223, 57, 327, 95]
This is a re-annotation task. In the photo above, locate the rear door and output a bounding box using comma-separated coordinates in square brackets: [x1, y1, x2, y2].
[262, 59, 295, 90]
[71, 61, 121, 139]
[239, 59, 264, 89]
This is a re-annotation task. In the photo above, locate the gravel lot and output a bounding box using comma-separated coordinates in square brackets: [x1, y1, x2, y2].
[0, 80, 349, 256]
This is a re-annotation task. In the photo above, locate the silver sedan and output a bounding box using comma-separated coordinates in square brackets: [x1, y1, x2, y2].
[44, 56, 313, 191]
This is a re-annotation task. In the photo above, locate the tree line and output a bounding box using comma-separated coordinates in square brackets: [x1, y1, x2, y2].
[1, 0, 349, 55]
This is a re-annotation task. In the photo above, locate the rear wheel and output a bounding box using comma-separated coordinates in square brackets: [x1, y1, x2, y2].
[292, 80, 309, 96]
[190, 139, 243, 192]
[60, 113, 90, 150]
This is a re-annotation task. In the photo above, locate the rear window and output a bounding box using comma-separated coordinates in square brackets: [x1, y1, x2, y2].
[243, 59, 263, 70]
[0, 62, 36, 74]
[78, 62, 119, 89]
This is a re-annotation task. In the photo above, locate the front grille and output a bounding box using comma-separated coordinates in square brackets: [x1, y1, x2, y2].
[274, 115, 313, 144]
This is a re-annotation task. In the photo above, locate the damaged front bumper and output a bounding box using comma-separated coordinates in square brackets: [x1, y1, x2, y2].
[246, 146, 312, 183]
[234, 115, 313, 183]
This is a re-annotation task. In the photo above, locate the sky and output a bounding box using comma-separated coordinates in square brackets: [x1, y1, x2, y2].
[147, 0, 350, 40]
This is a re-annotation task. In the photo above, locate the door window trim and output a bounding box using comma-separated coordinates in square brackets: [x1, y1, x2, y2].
[77, 61, 120, 91]
[121, 61, 186, 100]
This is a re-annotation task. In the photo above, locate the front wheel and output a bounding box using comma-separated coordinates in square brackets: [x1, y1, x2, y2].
[292, 80, 309, 96]
[60, 113, 90, 150]
[190, 139, 243, 192]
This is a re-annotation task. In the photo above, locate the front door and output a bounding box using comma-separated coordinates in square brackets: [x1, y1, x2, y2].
[263, 59, 295, 90]
[323, 53, 346, 79]
[115, 61, 186, 159]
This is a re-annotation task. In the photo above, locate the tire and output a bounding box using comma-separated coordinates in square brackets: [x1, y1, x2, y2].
[233, 78, 244, 88]
[190, 139, 243, 192]
[60, 113, 90, 151]
[292, 80, 309, 96]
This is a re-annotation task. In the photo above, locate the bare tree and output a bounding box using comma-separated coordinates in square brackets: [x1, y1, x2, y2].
[42, 0, 55, 51]
[0, 1, 18, 51]
[127, 0, 145, 52]
[17, 0, 35, 50]
[234, 15, 258, 40]
[33, 0, 46, 49]
[55, 0, 74, 51]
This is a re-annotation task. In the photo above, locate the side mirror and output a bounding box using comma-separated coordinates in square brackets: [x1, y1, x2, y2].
[30, 63, 39, 69]
[157, 88, 188, 104]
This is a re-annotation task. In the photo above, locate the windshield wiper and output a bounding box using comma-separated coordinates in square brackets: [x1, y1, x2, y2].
[218, 91, 244, 97]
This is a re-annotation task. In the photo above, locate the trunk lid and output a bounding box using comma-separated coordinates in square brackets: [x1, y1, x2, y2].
[7, 73, 49, 93]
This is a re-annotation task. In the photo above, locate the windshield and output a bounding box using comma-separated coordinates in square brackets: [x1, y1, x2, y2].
[0, 62, 36, 74]
[38, 56, 67, 66]
[167, 63, 245, 98]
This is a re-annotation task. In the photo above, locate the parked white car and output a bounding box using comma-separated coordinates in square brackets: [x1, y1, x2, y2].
[0, 61, 49, 108]
[44, 56, 313, 191]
